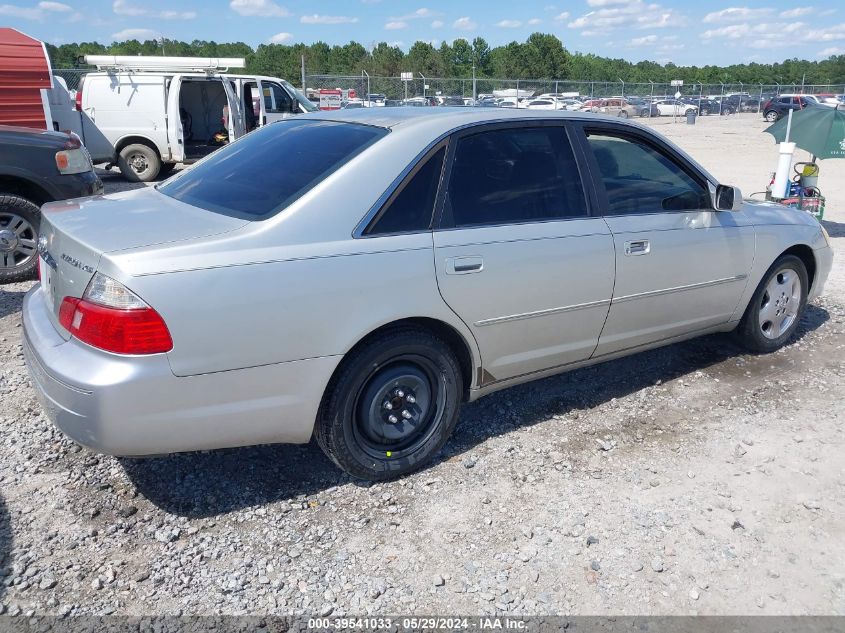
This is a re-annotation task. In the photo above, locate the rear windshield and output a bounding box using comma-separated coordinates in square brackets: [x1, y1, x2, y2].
[158, 120, 387, 219]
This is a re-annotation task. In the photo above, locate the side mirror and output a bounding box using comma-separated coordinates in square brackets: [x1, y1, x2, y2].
[715, 184, 742, 211]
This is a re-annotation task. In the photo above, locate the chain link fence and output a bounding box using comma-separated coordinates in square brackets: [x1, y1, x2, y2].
[307, 74, 845, 111]
[52, 67, 845, 113]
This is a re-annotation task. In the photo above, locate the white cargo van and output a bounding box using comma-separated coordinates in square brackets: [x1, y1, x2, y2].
[71, 56, 247, 182]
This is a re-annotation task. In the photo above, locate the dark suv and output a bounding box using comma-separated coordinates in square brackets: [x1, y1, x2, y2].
[0, 126, 103, 283]
[761, 95, 819, 122]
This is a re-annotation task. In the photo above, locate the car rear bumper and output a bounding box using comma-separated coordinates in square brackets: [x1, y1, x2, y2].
[22, 285, 338, 456]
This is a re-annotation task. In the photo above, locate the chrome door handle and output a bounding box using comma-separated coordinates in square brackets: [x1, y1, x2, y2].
[624, 240, 650, 256]
[445, 256, 484, 274]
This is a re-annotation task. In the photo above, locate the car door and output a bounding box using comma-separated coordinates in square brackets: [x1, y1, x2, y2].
[432, 123, 616, 382]
[573, 123, 756, 356]
[260, 80, 296, 123]
[165, 74, 185, 163]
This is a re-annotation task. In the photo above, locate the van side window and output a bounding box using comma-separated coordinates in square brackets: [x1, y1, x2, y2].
[265, 83, 293, 114]
[366, 146, 446, 235]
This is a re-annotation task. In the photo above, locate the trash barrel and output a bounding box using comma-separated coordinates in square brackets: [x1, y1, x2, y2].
[686, 110, 696, 125]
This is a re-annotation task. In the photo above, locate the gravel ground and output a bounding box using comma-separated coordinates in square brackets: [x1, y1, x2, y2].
[1, 113, 844, 617]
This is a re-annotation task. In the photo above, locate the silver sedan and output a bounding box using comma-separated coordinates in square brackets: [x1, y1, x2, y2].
[23, 109, 833, 480]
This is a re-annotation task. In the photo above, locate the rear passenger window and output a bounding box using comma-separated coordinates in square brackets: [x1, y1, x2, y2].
[442, 127, 587, 228]
[366, 146, 445, 235]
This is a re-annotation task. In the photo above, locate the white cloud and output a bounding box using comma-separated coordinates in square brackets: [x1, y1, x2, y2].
[385, 20, 407, 29]
[0, 0, 72, 19]
[703, 7, 774, 23]
[528, 17, 542, 25]
[38, 1, 71, 11]
[113, 0, 194, 19]
[568, 0, 686, 33]
[587, 0, 634, 5]
[629, 34, 658, 45]
[160, 10, 196, 19]
[701, 21, 845, 49]
[497, 19, 522, 28]
[553, 11, 570, 21]
[112, 0, 144, 15]
[391, 7, 440, 21]
[781, 7, 814, 18]
[430, 19, 444, 28]
[111, 27, 161, 40]
[300, 14, 359, 24]
[818, 46, 845, 56]
[0, 4, 41, 19]
[269, 32, 292, 43]
[453, 16, 477, 30]
[229, 0, 289, 17]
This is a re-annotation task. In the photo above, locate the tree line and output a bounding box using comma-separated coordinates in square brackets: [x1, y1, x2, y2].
[47, 33, 845, 86]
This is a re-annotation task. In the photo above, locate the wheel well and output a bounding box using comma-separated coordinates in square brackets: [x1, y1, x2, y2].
[342, 318, 476, 401]
[115, 136, 161, 159]
[781, 244, 816, 291]
[0, 175, 53, 205]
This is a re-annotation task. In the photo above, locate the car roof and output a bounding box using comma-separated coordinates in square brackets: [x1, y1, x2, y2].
[295, 106, 608, 134]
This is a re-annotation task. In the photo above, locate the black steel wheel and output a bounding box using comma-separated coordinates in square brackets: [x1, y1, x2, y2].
[316, 326, 463, 480]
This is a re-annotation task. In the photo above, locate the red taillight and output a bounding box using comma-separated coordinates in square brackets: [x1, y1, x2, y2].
[75, 88, 82, 112]
[59, 296, 173, 355]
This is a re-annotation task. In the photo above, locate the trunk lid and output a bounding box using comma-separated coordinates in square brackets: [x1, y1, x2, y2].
[38, 187, 249, 337]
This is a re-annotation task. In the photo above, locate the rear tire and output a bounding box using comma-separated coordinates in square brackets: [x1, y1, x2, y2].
[315, 326, 463, 481]
[618, 110, 628, 118]
[118, 143, 161, 182]
[735, 255, 808, 353]
[764, 110, 779, 122]
[0, 194, 40, 284]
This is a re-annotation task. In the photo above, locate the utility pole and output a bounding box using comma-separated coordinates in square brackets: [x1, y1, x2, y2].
[619, 78, 625, 99]
[362, 69, 370, 104]
[419, 72, 426, 98]
[472, 63, 477, 103]
[301, 55, 306, 91]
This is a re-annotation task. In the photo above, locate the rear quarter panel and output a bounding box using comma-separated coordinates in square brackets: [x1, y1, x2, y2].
[117, 233, 479, 378]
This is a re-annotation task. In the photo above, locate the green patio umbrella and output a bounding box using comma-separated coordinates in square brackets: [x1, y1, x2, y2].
[764, 104, 845, 160]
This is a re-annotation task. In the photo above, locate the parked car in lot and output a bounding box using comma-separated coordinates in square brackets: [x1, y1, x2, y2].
[761, 95, 820, 122]
[582, 98, 638, 118]
[0, 125, 102, 283]
[625, 97, 658, 117]
[526, 98, 564, 110]
[23, 109, 832, 480]
[654, 100, 698, 116]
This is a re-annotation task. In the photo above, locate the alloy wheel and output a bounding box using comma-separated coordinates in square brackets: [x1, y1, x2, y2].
[758, 268, 801, 339]
[0, 212, 37, 271]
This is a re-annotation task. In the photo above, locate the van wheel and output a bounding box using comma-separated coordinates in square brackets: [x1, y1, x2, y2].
[315, 326, 463, 481]
[118, 144, 161, 182]
[0, 194, 40, 284]
[735, 255, 808, 353]
[618, 110, 628, 118]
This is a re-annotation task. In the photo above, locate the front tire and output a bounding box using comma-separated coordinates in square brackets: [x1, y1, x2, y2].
[764, 110, 779, 122]
[0, 194, 40, 284]
[118, 143, 161, 182]
[736, 255, 808, 353]
[315, 327, 463, 481]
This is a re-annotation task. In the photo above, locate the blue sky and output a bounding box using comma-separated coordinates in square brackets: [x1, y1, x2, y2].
[2, 0, 844, 66]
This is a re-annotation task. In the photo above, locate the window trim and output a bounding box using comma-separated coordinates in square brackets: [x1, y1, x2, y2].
[433, 120, 597, 232]
[358, 138, 449, 238]
[571, 121, 715, 217]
